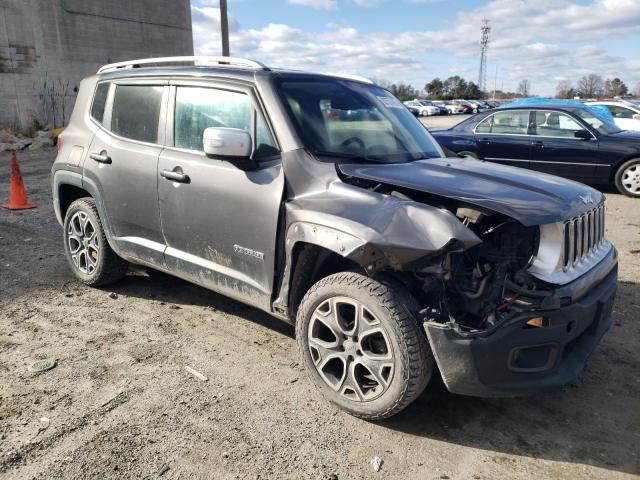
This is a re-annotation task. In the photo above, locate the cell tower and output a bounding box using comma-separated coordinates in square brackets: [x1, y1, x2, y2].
[478, 18, 491, 96]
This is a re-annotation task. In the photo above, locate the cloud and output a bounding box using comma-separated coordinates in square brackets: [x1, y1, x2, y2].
[352, 0, 382, 6]
[288, 0, 337, 10]
[191, 0, 640, 95]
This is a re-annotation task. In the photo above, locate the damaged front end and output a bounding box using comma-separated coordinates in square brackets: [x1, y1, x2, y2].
[337, 170, 618, 397]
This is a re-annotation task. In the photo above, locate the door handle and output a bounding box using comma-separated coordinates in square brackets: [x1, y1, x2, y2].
[90, 152, 111, 164]
[161, 168, 190, 184]
[478, 138, 491, 144]
[531, 141, 544, 147]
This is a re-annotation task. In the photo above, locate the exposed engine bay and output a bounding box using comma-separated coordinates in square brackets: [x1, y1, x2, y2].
[345, 177, 557, 334]
[421, 206, 543, 334]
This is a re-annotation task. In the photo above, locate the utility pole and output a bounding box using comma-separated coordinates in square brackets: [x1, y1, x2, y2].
[478, 18, 490, 98]
[220, 0, 230, 56]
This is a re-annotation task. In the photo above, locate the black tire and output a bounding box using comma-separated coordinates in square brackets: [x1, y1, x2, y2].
[296, 272, 433, 420]
[63, 197, 128, 286]
[458, 150, 479, 159]
[614, 158, 640, 197]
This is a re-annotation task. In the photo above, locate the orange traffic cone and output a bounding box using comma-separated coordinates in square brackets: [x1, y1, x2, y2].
[2, 151, 36, 210]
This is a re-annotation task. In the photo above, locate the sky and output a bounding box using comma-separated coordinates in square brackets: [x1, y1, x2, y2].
[189, 0, 640, 96]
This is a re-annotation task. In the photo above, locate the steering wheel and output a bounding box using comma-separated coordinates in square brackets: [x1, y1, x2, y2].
[340, 137, 365, 149]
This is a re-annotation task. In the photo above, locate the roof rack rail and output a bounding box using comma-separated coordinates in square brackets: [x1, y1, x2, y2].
[97, 56, 269, 74]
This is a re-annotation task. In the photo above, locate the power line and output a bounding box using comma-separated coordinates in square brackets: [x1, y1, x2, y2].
[478, 18, 490, 97]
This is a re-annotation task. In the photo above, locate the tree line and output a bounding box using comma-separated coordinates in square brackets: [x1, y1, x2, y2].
[556, 75, 639, 99]
[377, 76, 529, 101]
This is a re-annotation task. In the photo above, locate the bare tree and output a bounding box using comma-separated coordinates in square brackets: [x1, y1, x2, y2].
[517, 79, 531, 97]
[577, 74, 604, 99]
[555, 80, 575, 99]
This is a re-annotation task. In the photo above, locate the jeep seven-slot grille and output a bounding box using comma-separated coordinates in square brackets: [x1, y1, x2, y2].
[562, 204, 605, 270]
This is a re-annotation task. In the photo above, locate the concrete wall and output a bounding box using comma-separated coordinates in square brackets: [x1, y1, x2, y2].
[0, 0, 193, 130]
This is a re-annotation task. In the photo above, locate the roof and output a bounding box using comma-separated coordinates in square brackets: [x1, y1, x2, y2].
[96, 56, 373, 85]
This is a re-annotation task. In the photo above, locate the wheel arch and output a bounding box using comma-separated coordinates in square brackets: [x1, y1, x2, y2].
[272, 222, 374, 322]
[610, 155, 640, 184]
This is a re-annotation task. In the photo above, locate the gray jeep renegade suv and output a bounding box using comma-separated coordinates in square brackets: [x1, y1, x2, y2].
[52, 56, 618, 419]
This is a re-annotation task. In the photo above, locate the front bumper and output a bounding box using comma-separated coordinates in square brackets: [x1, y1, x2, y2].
[424, 254, 618, 397]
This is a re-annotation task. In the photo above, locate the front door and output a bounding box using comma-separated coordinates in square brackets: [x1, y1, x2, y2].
[474, 110, 532, 169]
[84, 81, 168, 264]
[529, 110, 598, 182]
[157, 82, 284, 310]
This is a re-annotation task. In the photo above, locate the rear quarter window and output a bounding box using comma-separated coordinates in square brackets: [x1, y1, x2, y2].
[111, 85, 164, 143]
[90, 83, 110, 124]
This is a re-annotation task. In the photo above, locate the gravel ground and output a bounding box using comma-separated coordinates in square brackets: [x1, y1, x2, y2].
[0, 147, 639, 480]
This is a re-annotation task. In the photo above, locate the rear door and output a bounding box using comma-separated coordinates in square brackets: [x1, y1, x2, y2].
[473, 110, 532, 168]
[157, 81, 283, 310]
[529, 110, 599, 182]
[84, 79, 168, 264]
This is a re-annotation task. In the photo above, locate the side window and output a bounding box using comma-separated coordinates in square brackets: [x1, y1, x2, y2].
[490, 111, 530, 134]
[255, 111, 279, 158]
[175, 87, 251, 151]
[607, 105, 635, 119]
[90, 82, 110, 124]
[475, 115, 493, 133]
[534, 111, 583, 138]
[111, 85, 163, 143]
[476, 111, 529, 134]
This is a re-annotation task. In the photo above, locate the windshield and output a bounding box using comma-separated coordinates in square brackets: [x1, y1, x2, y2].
[575, 108, 622, 135]
[275, 78, 444, 163]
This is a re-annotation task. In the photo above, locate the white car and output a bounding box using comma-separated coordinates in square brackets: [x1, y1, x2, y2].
[586, 101, 640, 131]
[404, 100, 439, 116]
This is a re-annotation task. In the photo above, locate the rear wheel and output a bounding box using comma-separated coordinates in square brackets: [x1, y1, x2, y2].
[296, 272, 433, 420]
[63, 198, 128, 286]
[615, 159, 640, 197]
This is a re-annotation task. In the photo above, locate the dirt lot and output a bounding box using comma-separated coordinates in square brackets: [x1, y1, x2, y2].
[1, 147, 639, 480]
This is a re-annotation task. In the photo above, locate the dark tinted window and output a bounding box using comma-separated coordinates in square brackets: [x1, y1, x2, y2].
[111, 85, 163, 143]
[90, 83, 110, 124]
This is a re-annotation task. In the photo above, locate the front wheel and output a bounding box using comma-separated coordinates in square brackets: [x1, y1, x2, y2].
[614, 159, 640, 197]
[296, 272, 433, 420]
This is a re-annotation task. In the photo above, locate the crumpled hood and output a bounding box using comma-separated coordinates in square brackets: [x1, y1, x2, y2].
[338, 157, 603, 226]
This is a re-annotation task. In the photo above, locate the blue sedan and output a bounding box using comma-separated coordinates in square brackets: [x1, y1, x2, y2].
[431, 103, 640, 197]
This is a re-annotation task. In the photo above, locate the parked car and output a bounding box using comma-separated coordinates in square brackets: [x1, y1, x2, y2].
[404, 100, 439, 116]
[467, 100, 491, 112]
[444, 101, 470, 114]
[53, 58, 618, 420]
[416, 100, 448, 115]
[586, 101, 640, 131]
[431, 102, 640, 197]
[454, 100, 485, 113]
[406, 105, 421, 117]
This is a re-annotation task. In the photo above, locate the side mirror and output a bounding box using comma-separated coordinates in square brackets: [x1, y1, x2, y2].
[633, 114, 640, 121]
[203, 127, 252, 159]
[574, 130, 592, 140]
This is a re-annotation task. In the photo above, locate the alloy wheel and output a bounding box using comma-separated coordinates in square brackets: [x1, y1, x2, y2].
[67, 211, 100, 275]
[621, 163, 640, 195]
[307, 296, 394, 402]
